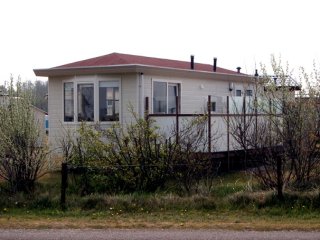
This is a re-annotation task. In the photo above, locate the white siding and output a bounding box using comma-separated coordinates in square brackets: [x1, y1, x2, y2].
[143, 74, 245, 114]
[48, 71, 251, 158]
[48, 76, 65, 153]
[48, 74, 138, 158]
[120, 73, 138, 124]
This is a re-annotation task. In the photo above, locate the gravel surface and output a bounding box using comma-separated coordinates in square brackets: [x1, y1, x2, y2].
[1, 229, 320, 240]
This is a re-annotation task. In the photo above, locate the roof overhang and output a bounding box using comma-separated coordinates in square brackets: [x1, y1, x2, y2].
[34, 64, 252, 82]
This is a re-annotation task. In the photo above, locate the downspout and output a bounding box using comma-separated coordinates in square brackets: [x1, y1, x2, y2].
[139, 73, 144, 118]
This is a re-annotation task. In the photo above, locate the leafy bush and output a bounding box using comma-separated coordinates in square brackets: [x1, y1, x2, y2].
[0, 78, 48, 193]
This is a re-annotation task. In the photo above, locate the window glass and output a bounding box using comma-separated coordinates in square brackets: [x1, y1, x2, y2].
[64, 82, 74, 122]
[236, 89, 242, 96]
[246, 89, 253, 96]
[99, 81, 119, 121]
[211, 102, 216, 112]
[77, 84, 94, 121]
[168, 83, 179, 113]
[153, 82, 167, 113]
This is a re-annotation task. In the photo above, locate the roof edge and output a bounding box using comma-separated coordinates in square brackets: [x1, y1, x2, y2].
[34, 64, 250, 79]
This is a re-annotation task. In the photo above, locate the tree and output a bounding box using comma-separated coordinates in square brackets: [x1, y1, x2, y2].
[0, 78, 48, 193]
[22, 80, 48, 112]
[229, 57, 320, 199]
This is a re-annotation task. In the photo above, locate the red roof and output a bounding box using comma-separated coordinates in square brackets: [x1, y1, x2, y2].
[53, 52, 238, 75]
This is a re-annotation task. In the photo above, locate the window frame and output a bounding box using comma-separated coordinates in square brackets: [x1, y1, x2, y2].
[152, 80, 181, 114]
[77, 83, 95, 122]
[63, 82, 74, 122]
[236, 89, 242, 97]
[246, 89, 253, 97]
[99, 81, 120, 122]
[62, 77, 121, 124]
[210, 101, 216, 113]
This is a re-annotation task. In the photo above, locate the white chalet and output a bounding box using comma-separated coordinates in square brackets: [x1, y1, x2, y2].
[34, 52, 253, 155]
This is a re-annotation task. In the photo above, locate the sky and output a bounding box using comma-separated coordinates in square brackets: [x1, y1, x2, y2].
[1, 0, 320, 85]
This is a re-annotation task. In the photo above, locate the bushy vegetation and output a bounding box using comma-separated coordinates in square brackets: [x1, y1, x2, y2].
[61, 111, 219, 196]
[0, 78, 48, 193]
[1, 171, 320, 217]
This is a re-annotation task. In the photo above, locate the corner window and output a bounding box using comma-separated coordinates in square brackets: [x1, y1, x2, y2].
[99, 81, 119, 121]
[77, 84, 94, 121]
[64, 82, 74, 122]
[153, 81, 180, 114]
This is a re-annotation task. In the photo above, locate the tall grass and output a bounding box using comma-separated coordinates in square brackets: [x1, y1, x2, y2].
[1, 171, 320, 214]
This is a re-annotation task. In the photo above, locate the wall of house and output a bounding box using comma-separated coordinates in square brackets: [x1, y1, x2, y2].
[47, 73, 138, 164]
[142, 73, 253, 152]
[48, 71, 253, 162]
[121, 73, 138, 123]
[142, 73, 252, 114]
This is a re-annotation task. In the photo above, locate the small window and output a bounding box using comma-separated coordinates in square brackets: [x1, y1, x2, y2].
[246, 90, 253, 96]
[211, 102, 216, 112]
[77, 84, 94, 121]
[99, 81, 119, 121]
[208, 101, 216, 112]
[64, 82, 74, 122]
[236, 90, 242, 96]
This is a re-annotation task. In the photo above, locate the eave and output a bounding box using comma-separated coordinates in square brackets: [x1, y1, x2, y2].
[33, 64, 252, 82]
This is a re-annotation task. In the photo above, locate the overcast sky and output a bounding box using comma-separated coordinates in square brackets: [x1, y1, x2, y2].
[1, 0, 319, 84]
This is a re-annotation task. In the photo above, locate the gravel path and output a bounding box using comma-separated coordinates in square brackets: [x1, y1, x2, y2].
[1, 229, 320, 240]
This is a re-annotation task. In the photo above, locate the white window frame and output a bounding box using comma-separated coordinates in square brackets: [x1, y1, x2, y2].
[151, 79, 181, 114]
[62, 76, 121, 124]
[63, 81, 75, 122]
[98, 81, 120, 122]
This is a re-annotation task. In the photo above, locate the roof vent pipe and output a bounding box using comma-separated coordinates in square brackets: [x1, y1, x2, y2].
[213, 58, 217, 72]
[190, 55, 194, 70]
[236, 67, 241, 73]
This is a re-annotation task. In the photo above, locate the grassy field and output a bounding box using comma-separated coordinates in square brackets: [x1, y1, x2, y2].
[0, 172, 320, 230]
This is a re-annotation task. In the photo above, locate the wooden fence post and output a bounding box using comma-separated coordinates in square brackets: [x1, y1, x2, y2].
[227, 96, 230, 171]
[208, 95, 212, 153]
[175, 95, 179, 144]
[60, 162, 68, 210]
[243, 95, 247, 169]
[145, 97, 149, 120]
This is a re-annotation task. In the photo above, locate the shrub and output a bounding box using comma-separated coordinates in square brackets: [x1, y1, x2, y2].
[0, 78, 48, 193]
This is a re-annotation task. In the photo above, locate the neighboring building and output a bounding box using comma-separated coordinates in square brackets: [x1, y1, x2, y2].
[34, 52, 253, 153]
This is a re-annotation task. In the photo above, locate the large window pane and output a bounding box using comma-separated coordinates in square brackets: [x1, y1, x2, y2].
[99, 81, 119, 121]
[77, 84, 94, 121]
[64, 82, 74, 122]
[153, 82, 167, 114]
